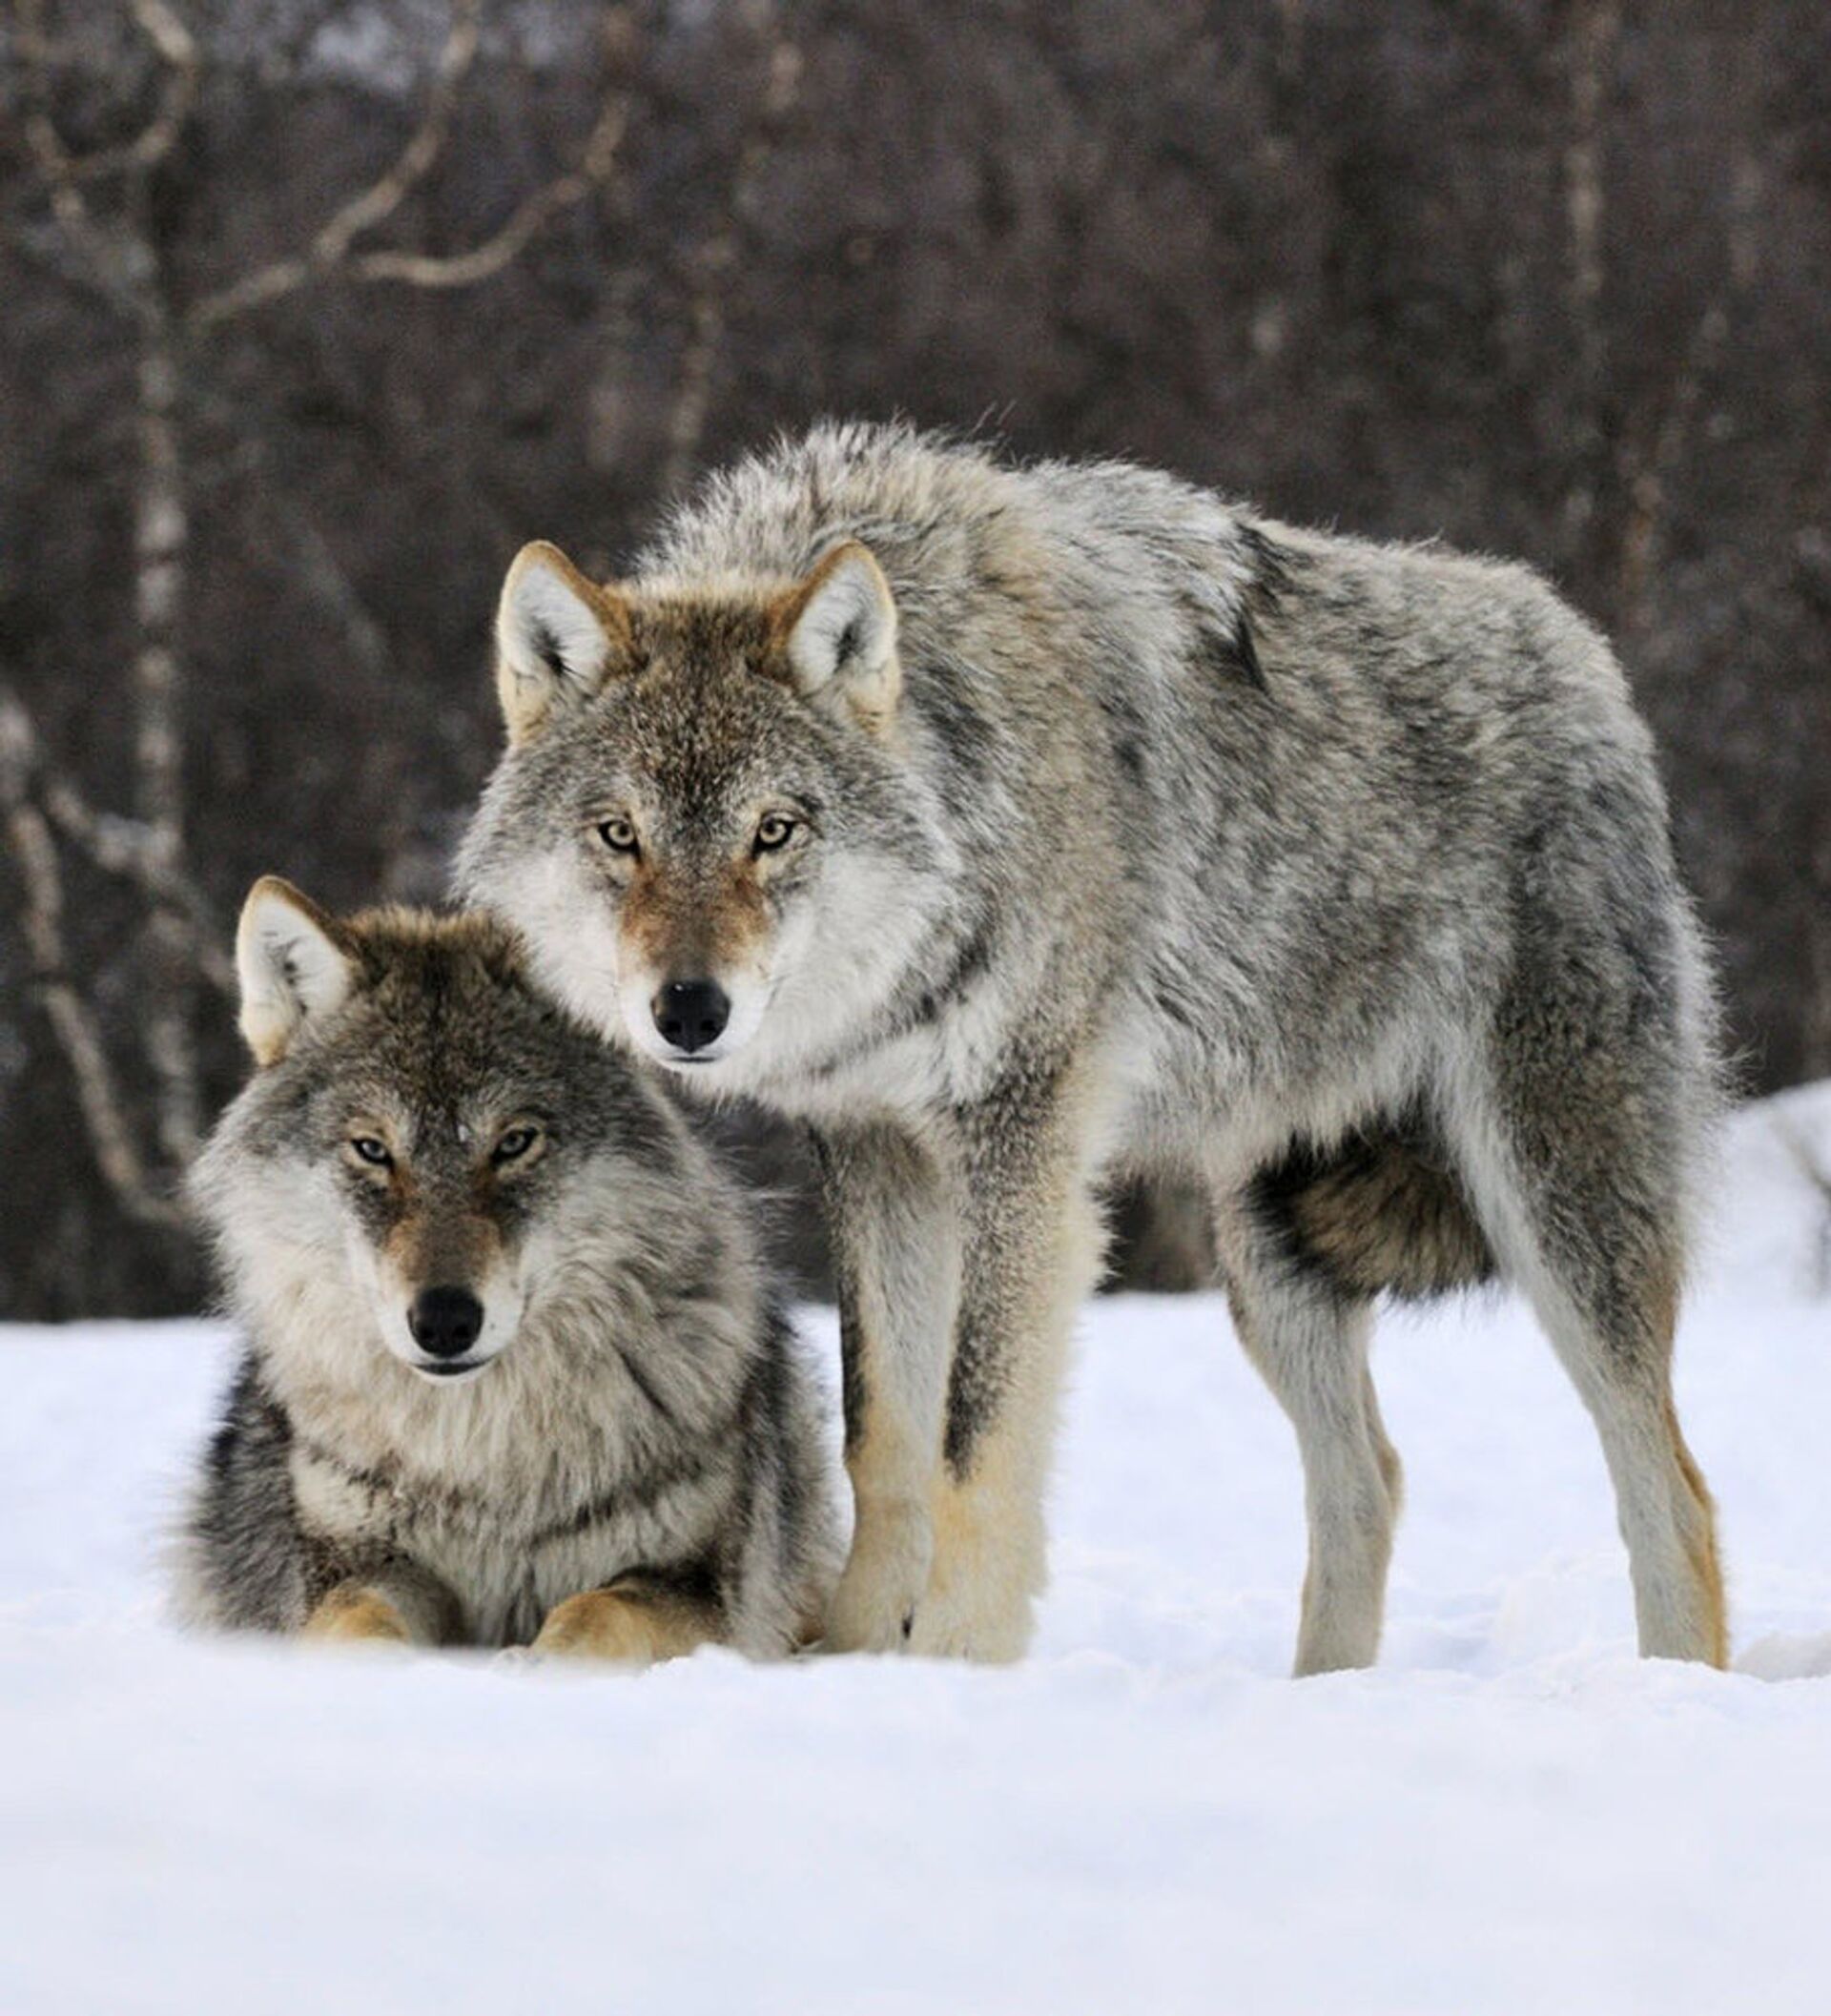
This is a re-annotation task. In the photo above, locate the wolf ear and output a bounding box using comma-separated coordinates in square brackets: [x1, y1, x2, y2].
[495, 541, 633, 743]
[236, 877, 357, 1065]
[775, 542, 900, 730]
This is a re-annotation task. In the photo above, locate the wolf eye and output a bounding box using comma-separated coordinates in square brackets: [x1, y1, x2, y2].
[597, 816, 639, 855]
[492, 1125, 541, 1165]
[753, 813, 798, 854]
[349, 1136, 393, 1168]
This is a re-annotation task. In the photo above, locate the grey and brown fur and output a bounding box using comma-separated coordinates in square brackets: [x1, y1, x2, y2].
[173, 882, 839, 1662]
[458, 420, 1727, 1673]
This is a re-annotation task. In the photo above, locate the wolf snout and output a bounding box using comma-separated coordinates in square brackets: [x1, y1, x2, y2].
[408, 1286, 484, 1361]
[651, 977, 730, 1056]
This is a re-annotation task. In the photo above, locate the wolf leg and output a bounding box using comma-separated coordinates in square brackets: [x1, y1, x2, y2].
[1449, 1059, 1726, 1664]
[811, 1122, 961, 1654]
[910, 1062, 1109, 1663]
[301, 1566, 456, 1647]
[531, 1580, 724, 1666]
[1216, 1196, 1399, 1676]
[1237, 1297, 1397, 1677]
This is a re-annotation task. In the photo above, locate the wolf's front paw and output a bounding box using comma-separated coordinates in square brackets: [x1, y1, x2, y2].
[532, 1589, 662, 1666]
[904, 1494, 1043, 1663]
[903, 1580, 1034, 1664]
[530, 1583, 723, 1667]
[299, 1583, 414, 1647]
[824, 1501, 933, 1654]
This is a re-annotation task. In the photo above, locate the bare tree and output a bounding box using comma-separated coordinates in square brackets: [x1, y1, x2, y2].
[658, 0, 802, 499]
[3, 0, 633, 1236]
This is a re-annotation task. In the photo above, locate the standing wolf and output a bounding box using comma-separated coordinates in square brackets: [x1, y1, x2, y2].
[459, 421, 1726, 1672]
[175, 881, 838, 1660]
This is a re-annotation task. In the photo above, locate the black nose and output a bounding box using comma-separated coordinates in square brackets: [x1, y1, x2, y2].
[408, 1286, 484, 1359]
[651, 977, 730, 1054]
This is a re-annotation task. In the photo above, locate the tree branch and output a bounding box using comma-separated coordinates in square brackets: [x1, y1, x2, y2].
[308, 0, 482, 265]
[1557, 0, 1621, 552]
[11, 0, 159, 319]
[1615, 139, 1759, 630]
[1615, 298, 1729, 627]
[61, 0, 201, 181]
[12, 1, 206, 1163]
[187, 3, 629, 330]
[1, 0, 638, 1236]
[660, 0, 800, 497]
[126, 300, 204, 1166]
[0, 691, 184, 1230]
[0, 684, 234, 997]
[342, 83, 629, 291]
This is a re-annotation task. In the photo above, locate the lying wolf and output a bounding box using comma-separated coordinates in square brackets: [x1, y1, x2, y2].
[459, 421, 1726, 1673]
[174, 880, 838, 1661]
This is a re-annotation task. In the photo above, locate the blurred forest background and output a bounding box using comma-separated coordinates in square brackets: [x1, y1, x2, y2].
[1, 0, 1826, 1317]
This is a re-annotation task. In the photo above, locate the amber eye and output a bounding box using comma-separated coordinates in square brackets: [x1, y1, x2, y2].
[597, 816, 639, 855]
[492, 1124, 541, 1165]
[754, 813, 797, 854]
[350, 1136, 393, 1168]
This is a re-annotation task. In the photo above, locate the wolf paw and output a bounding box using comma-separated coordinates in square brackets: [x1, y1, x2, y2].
[904, 1507, 1043, 1664]
[903, 1583, 1033, 1664]
[531, 1589, 661, 1665]
[823, 1567, 919, 1654]
[823, 1504, 932, 1654]
[299, 1584, 414, 1647]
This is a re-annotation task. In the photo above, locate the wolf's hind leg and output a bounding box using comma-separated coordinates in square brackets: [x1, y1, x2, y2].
[813, 1122, 961, 1655]
[1217, 1200, 1400, 1676]
[1450, 1063, 1726, 1665]
[531, 1580, 724, 1667]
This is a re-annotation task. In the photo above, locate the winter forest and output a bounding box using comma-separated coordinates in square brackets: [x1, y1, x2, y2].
[3, 0, 1828, 1318]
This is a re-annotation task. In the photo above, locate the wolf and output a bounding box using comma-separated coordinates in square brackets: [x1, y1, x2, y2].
[457, 420, 1727, 1673]
[173, 879, 839, 1662]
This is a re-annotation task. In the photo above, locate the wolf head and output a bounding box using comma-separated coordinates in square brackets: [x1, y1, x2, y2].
[454, 540, 956, 1090]
[195, 881, 686, 1387]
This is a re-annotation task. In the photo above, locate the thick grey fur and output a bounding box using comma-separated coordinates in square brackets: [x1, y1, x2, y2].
[174, 905, 839, 1656]
[458, 421, 1726, 1672]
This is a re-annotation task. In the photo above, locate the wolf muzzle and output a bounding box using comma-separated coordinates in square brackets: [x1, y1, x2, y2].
[651, 977, 730, 1057]
[408, 1285, 486, 1375]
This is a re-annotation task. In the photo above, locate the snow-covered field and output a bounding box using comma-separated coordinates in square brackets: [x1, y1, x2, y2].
[4, 1088, 1828, 2015]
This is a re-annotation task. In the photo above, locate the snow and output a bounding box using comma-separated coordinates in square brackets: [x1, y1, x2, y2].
[3, 1087, 1828, 2015]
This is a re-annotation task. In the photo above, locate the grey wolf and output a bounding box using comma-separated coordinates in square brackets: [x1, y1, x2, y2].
[173, 880, 839, 1661]
[457, 421, 1726, 1673]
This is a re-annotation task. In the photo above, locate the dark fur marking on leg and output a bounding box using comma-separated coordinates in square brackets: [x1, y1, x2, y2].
[758, 1301, 812, 1557]
[808, 1129, 871, 1452]
[942, 1327, 998, 1478]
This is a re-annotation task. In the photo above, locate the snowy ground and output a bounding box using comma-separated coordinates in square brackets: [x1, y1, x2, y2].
[4, 1088, 1829, 2015]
